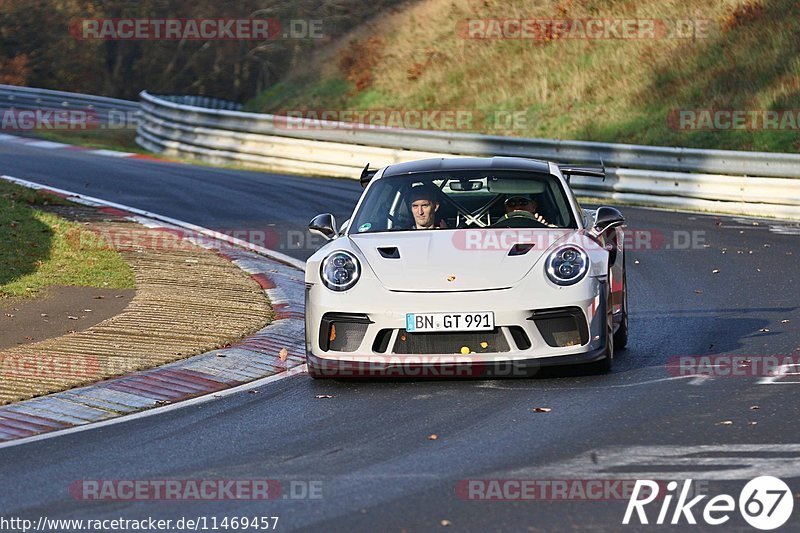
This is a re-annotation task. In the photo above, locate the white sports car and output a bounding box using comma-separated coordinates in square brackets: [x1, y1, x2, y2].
[304, 157, 627, 378]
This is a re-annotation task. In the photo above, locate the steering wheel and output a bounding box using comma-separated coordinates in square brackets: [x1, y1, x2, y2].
[491, 211, 549, 228]
[505, 210, 538, 220]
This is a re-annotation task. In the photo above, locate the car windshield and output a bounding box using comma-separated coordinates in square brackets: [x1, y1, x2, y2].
[349, 170, 577, 233]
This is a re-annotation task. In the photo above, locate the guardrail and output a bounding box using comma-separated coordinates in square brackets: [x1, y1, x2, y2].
[0, 84, 139, 127]
[136, 90, 794, 220]
[154, 94, 243, 111]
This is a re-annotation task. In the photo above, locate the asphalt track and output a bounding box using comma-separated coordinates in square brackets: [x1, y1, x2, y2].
[1, 139, 799, 532]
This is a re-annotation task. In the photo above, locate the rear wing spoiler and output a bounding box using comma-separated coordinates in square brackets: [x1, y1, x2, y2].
[558, 161, 605, 183]
[360, 163, 378, 188]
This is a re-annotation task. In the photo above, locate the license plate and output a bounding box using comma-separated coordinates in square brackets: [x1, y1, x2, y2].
[406, 312, 495, 333]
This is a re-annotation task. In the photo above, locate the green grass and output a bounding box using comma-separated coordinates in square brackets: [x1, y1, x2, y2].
[0, 180, 135, 298]
[34, 128, 142, 153]
[248, 0, 800, 153]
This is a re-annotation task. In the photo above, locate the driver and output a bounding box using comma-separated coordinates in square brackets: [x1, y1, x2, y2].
[502, 195, 555, 226]
[408, 184, 446, 229]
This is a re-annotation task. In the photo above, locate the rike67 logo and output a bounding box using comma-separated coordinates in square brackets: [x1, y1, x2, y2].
[623, 476, 794, 530]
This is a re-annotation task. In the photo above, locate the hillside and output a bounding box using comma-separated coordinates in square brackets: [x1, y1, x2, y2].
[248, 0, 800, 152]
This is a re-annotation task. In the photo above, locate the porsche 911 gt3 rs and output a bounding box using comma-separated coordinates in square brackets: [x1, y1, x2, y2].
[304, 156, 627, 378]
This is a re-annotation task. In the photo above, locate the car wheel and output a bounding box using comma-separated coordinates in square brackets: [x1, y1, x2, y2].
[614, 268, 629, 349]
[591, 279, 614, 373]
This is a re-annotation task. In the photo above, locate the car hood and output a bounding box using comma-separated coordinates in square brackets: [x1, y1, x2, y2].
[349, 229, 575, 291]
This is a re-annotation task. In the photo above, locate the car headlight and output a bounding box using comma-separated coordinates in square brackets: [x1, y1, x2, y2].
[320, 250, 360, 291]
[546, 245, 589, 286]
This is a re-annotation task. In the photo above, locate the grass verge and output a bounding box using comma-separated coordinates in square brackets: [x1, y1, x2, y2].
[34, 128, 142, 153]
[250, 0, 800, 153]
[0, 180, 135, 298]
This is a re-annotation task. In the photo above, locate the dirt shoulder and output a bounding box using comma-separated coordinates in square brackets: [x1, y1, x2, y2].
[0, 205, 272, 405]
[0, 286, 135, 349]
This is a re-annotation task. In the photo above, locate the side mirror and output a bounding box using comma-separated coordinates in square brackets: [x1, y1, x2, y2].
[309, 213, 338, 241]
[593, 206, 625, 235]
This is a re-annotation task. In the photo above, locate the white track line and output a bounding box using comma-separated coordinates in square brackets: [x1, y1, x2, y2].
[25, 140, 71, 149]
[89, 149, 135, 157]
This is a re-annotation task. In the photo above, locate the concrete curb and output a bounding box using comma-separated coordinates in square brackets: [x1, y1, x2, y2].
[0, 176, 307, 443]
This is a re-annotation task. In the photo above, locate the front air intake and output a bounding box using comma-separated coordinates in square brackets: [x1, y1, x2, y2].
[528, 307, 589, 347]
[393, 329, 510, 354]
[320, 313, 372, 352]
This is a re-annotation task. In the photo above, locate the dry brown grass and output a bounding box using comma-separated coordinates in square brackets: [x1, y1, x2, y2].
[253, 0, 800, 152]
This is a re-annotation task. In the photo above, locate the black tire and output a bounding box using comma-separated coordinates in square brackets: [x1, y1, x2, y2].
[614, 269, 629, 349]
[591, 280, 614, 373]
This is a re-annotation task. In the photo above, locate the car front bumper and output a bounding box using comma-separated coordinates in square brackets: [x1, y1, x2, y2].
[305, 277, 610, 378]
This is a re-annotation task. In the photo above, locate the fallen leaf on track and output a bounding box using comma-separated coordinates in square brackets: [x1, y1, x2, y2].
[532, 407, 552, 413]
[716, 420, 734, 426]
[440, 520, 451, 527]
[712, 269, 720, 274]
[750, 405, 760, 410]
[279, 347, 289, 361]
[428, 434, 438, 440]
[315, 394, 334, 399]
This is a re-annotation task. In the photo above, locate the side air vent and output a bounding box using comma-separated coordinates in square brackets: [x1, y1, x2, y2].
[378, 247, 400, 259]
[508, 243, 535, 256]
